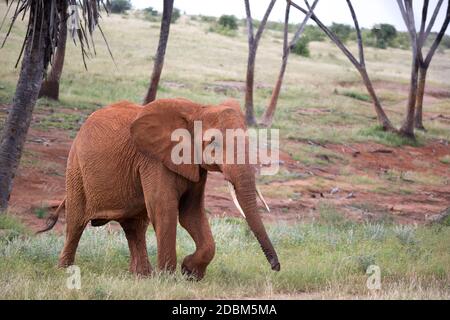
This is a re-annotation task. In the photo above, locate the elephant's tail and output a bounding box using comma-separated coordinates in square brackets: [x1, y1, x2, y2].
[36, 197, 66, 234]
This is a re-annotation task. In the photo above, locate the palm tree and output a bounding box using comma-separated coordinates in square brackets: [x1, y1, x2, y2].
[0, 0, 110, 211]
[144, 0, 174, 104]
[38, 0, 68, 100]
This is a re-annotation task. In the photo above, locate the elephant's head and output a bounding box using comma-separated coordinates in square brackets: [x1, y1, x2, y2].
[130, 98, 280, 272]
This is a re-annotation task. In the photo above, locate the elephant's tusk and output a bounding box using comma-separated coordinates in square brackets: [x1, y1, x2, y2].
[227, 181, 246, 218]
[256, 186, 270, 212]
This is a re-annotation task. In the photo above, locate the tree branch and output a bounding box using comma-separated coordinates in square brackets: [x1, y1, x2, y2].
[424, 0, 444, 42]
[346, 0, 364, 66]
[290, 0, 360, 67]
[244, 0, 255, 46]
[289, 0, 319, 49]
[282, 1, 290, 56]
[424, 0, 450, 66]
[418, 0, 429, 50]
[254, 0, 277, 48]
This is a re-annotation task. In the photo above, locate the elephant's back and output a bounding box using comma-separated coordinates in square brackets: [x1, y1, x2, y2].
[74, 101, 140, 150]
[68, 101, 146, 210]
[72, 101, 143, 174]
[80, 101, 142, 138]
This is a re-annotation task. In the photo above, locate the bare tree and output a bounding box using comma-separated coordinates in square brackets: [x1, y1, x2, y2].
[0, 0, 108, 211]
[260, 0, 318, 127]
[290, 0, 396, 132]
[244, 0, 277, 126]
[397, 0, 420, 138]
[408, 0, 449, 130]
[39, 1, 68, 100]
[144, 0, 174, 104]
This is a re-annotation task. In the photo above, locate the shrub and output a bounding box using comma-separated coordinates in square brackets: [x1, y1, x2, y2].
[303, 25, 326, 42]
[442, 35, 450, 49]
[291, 37, 310, 57]
[218, 15, 238, 30]
[110, 0, 132, 14]
[200, 15, 217, 23]
[171, 8, 181, 24]
[371, 24, 397, 49]
[143, 7, 158, 16]
[208, 25, 237, 37]
[330, 22, 353, 43]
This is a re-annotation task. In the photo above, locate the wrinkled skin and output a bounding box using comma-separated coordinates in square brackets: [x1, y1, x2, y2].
[58, 98, 279, 280]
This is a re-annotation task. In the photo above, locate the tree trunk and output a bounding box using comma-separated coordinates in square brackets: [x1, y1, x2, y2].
[260, 52, 288, 127]
[400, 57, 419, 139]
[414, 66, 428, 130]
[39, 3, 68, 101]
[359, 68, 396, 131]
[0, 12, 47, 211]
[245, 45, 257, 126]
[143, 0, 174, 104]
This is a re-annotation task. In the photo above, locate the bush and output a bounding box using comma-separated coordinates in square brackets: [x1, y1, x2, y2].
[442, 35, 450, 49]
[303, 25, 326, 42]
[200, 15, 217, 23]
[330, 23, 353, 43]
[389, 31, 410, 50]
[171, 8, 181, 24]
[110, 0, 132, 14]
[143, 7, 158, 16]
[218, 15, 238, 30]
[208, 25, 237, 37]
[371, 24, 397, 49]
[291, 37, 310, 57]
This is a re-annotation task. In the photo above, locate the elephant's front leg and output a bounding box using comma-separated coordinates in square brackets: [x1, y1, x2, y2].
[152, 206, 178, 272]
[140, 170, 179, 273]
[179, 188, 215, 280]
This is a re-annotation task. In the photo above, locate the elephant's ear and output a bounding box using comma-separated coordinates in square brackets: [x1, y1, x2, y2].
[130, 99, 200, 182]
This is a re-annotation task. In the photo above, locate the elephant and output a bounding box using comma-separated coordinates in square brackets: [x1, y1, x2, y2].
[39, 98, 280, 280]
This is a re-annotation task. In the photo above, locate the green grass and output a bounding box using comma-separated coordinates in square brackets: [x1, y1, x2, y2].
[0, 215, 449, 299]
[34, 207, 48, 219]
[357, 126, 422, 147]
[340, 90, 371, 102]
[440, 155, 450, 164]
[0, 214, 30, 242]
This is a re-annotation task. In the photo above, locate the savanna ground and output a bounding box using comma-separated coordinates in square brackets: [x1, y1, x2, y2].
[0, 5, 449, 299]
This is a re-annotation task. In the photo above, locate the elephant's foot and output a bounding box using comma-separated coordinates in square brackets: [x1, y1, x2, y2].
[181, 255, 207, 281]
[58, 255, 75, 268]
[129, 260, 153, 277]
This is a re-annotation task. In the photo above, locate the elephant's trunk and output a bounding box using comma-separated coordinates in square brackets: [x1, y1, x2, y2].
[226, 167, 280, 271]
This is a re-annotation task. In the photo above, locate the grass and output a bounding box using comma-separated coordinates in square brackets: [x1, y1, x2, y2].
[0, 214, 449, 299]
[339, 90, 371, 102]
[357, 126, 422, 147]
[440, 155, 450, 164]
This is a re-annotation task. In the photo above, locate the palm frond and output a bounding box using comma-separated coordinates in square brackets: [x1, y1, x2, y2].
[1, 0, 112, 70]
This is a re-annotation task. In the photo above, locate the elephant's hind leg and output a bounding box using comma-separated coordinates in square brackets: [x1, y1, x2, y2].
[58, 165, 88, 268]
[119, 217, 152, 276]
